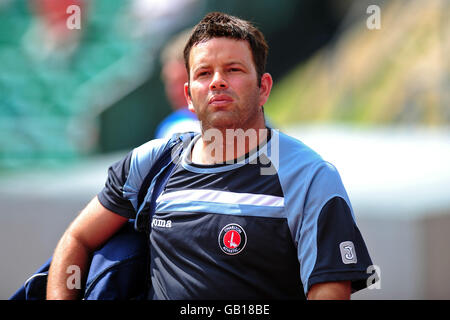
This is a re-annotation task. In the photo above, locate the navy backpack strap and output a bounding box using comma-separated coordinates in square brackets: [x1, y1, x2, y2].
[134, 131, 197, 233]
[136, 131, 196, 208]
[10, 132, 198, 300]
[84, 131, 198, 299]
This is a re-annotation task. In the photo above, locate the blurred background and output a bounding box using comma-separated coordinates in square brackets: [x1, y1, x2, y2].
[1, 0, 449, 299]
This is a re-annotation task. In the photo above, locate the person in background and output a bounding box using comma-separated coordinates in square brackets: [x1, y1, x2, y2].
[154, 28, 200, 139]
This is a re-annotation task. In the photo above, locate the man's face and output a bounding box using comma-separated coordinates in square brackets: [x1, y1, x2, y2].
[185, 37, 271, 131]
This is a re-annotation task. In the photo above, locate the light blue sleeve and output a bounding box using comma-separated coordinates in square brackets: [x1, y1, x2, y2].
[274, 131, 371, 295]
[295, 162, 356, 293]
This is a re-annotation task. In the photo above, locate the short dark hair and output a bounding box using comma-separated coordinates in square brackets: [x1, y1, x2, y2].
[183, 12, 269, 86]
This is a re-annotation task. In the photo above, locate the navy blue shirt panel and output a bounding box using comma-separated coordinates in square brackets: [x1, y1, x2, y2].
[149, 210, 304, 299]
[97, 151, 136, 218]
[307, 196, 374, 293]
[166, 157, 283, 197]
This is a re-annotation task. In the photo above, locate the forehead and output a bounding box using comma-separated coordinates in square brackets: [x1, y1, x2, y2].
[188, 37, 254, 69]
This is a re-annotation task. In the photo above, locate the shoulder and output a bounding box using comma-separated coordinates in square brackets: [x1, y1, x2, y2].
[131, 137, 172, 164]
[130, 132, 198, 174]
[274, 130, 326, 176]
[124, 137, 173, 185]
[273, 130, 349, 211]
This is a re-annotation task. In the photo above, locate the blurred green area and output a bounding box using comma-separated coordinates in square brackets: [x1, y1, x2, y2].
[0, 0, 158, 170]
[0, 0, 346, 172]
[2, 0, 446, 172]
[265, 0, 450, 127]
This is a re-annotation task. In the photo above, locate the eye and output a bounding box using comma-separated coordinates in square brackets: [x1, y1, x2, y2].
[196, 70, 210, 78]
[229, 67, 242, 72]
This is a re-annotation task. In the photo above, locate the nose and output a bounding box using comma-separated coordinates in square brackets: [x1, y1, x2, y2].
[209, 71, 228, 90]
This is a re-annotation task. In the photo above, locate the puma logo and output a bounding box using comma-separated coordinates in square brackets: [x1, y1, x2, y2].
[151, 218, 172, 228]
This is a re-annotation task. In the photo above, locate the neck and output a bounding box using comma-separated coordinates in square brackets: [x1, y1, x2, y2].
[192, 121, 268, 165]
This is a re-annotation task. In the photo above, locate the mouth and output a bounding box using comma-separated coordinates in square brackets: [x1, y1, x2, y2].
[208, 94, 234, 106]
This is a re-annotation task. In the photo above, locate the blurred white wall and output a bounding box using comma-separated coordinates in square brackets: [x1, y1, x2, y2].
[0, 152, 124, 299]
[1, 124, 450, 299]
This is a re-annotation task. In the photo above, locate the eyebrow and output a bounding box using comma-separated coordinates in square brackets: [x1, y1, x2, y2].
[224, 61, 247, 68]
[192, 61, 247, 74]
[192, 64, 209, 73]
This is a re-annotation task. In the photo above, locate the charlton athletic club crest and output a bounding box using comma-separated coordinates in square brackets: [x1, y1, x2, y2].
[218, 223, 247, 255]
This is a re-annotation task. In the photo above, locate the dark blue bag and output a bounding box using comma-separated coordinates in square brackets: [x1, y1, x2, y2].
[10, 221, 148, 300]
[10, 132, 197, 300]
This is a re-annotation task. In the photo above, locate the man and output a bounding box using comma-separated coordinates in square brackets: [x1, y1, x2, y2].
[47, 12, 375, 300]
[155, 28, 200, 139]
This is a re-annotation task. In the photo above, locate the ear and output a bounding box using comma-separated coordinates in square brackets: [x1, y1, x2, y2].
[258, 73, 273, 107]
[184, 82, 196, 113]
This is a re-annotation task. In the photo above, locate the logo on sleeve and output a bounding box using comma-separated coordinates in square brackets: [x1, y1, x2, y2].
[218, 224, 247, 255]
[339, 241, 357, 264]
